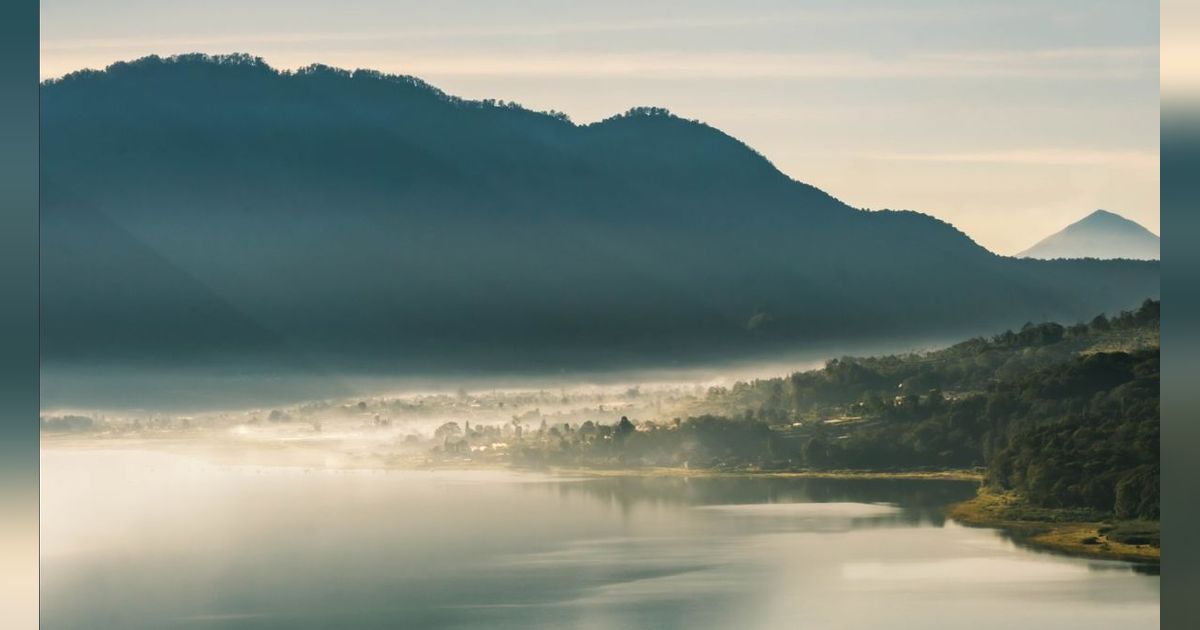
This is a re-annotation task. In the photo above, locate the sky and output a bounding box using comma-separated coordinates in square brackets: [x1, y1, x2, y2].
[39, 0, 1160, 255]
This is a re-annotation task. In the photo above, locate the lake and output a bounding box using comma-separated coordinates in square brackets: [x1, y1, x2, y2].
[41, 448, 1159, 629]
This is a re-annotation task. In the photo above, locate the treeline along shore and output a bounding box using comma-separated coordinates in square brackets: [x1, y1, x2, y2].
[435, 299, 1161, 561]
[43, 300, 1160, 562]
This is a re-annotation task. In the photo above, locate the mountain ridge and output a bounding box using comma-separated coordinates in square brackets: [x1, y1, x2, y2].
[40, 53, 1158, 378]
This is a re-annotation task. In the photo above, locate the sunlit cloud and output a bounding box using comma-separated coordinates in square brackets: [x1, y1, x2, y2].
[38, 5, 1064, 55]
[41, 46, 1157, 83]
[348, 48, 1157, 81]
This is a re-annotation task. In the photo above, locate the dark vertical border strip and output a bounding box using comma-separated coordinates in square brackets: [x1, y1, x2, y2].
[1162, 1, 1199, 628]
[0, 0, 38, 627]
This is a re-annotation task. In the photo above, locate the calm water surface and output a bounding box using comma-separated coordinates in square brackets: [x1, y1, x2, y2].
[41, 448, 1159, 629]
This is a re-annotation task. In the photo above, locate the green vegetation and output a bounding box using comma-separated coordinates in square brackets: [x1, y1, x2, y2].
[44, 298, 1160, 557]
[948, 489, 1159, 562]
[477, 300, 1159, 523]
[984, 350, 1158, 519]
[42, 53, 1158, 377]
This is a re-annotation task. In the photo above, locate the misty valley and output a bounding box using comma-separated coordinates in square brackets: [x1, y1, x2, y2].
[41, 302, 1161, 629]
[36, 52, 1161, 630]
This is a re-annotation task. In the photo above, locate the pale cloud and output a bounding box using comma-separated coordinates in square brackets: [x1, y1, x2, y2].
[863, 148, 1159, 169]
[42, 46, 1157, 83]
[38, 5, 1059, 54]
[357, 48, 1156, 81]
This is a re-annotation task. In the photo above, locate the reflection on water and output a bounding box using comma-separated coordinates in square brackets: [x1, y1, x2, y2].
[555, 475, 973, 525]
[41, 449, 1158, 629]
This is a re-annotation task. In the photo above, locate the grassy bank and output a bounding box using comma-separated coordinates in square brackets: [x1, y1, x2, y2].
[947, 489, 1159, 563]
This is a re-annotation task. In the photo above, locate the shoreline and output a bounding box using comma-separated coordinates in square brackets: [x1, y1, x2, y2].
[524, 465, 983, 482]
[946, 489, 1159, 564]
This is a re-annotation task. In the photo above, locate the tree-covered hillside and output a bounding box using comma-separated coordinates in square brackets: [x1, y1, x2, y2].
[500, 301, 1160, 519]
[42, 53, 1158, 377]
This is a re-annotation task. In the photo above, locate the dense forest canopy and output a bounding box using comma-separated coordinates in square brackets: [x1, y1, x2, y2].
[496, 300, 1160, 519]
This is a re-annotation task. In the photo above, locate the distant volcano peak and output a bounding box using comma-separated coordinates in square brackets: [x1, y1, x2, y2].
[1017, 209, 1158, 261]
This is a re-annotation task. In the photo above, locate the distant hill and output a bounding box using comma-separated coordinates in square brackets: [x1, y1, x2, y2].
[1018, 210, 1159, 260]
[40, 54, 1159, 376]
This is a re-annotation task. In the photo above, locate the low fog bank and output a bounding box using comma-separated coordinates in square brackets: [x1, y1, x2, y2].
[41, 332, 967, 415]
[38, 334, 966, 473]
[40, 377, 740, 472]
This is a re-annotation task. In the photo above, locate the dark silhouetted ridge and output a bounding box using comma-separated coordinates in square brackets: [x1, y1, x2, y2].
[41, 54, 1158, 376]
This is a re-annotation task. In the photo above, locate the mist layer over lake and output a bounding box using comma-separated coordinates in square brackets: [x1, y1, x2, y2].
[41, 448, 1158, 629]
